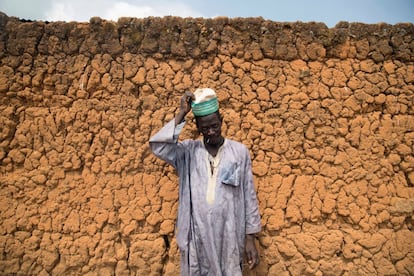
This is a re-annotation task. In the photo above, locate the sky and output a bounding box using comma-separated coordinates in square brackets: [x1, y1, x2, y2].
[0, 0, 413, 28]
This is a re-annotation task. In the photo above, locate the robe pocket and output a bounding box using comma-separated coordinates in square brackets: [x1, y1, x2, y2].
[220, 163, 240, 187]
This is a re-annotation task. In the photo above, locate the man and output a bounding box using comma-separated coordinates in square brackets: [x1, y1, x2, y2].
[149, 88, 261, 275]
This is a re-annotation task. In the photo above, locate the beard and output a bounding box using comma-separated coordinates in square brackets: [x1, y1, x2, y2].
[205, 135, 223, 146]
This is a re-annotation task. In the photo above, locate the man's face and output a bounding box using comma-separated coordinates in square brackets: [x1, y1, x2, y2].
[196, 112, 223, 145]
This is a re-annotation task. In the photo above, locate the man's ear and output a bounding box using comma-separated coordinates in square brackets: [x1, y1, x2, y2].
[195, 122, 201, 135]
[194, 117, 200, 130]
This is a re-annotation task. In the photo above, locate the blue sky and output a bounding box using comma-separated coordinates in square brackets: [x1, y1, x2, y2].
[0, 0, 413, 27]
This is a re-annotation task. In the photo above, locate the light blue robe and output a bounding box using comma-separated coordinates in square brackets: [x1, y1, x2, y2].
[149, 119, 261, 276]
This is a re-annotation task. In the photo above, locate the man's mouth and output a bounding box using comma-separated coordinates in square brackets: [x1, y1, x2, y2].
[206, 136, 220, 145]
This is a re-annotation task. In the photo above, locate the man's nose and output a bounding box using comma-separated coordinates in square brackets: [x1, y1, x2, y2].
[207, 128, 216, 135]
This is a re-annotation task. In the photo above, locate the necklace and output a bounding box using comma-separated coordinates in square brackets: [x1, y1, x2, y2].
[207, 141, 225, 175]
[205, 140, 225, 204]
[208, 154, 220, 174]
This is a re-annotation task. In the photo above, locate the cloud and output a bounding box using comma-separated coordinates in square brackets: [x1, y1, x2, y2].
[105, 1, 203, 19]
[44, 0, 203, 22]
[44, 1, 92, 22]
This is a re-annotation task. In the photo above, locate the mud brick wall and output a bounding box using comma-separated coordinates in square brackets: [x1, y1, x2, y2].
[0, 12, 413, 275]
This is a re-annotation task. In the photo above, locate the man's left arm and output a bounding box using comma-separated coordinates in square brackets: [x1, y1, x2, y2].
[243, 148, 261, 269]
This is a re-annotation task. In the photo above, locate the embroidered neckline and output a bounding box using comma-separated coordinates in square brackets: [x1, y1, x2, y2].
[204, 140, 225, 205]
[205, 140, 225, 175]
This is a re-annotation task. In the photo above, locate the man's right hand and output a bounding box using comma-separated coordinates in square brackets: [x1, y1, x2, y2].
[175, 91, 195, 125]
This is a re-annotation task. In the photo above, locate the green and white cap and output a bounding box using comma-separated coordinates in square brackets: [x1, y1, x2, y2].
[191, 88, 219, 117]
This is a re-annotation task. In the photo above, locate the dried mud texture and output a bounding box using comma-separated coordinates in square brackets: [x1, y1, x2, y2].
[0, 12, 414, 275]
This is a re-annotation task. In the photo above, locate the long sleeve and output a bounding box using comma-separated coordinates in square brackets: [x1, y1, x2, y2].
[149, 118, 192, 251]
[149, 119, 186, 168]
[243, 148, 262, 235]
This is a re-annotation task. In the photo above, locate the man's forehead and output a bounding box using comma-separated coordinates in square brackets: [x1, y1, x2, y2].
[197, 113, 220, 124]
